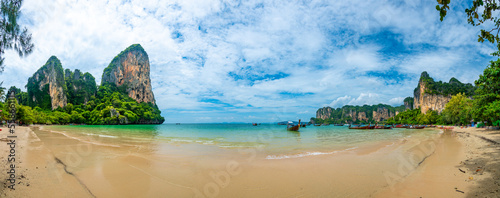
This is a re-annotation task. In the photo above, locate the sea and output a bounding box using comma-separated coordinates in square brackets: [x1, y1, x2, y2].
[40, 123, 441, 160]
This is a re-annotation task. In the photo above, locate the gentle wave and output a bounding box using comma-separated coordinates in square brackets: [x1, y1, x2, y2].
[49, 130, 120, 148]
[99, 134, 118, 138]
[266, 147, 358, 160]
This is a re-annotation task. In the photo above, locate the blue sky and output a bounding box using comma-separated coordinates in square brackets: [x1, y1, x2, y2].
[0, 0, 496, 123]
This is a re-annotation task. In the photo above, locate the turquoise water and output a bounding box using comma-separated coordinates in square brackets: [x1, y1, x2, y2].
[42, 124, 440, 157]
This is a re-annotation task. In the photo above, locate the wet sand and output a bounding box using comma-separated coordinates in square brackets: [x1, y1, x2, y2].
[375, 127, 500, 198]
[0, 126, 498, 197]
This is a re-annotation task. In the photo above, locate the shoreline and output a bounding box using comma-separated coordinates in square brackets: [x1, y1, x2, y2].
[0, 126, 498, 197]
[375, 127, 500, 197]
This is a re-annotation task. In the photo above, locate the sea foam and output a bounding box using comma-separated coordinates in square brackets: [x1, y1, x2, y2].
[265, 146, 358, 160]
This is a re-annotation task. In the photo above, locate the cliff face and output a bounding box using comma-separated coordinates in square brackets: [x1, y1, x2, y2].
[65, 69, 97, 105]
[316, 105, 403, 123]
[316, 107, 333, 119]
[413, 72, 452, 114]
[101, 44, 156, 105]
[27, 56, 67, 110]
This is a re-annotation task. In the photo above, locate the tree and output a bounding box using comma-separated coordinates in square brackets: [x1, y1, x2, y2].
[17, 105, 33, 124]
[0, 0, 34, 72]
[0, 81, 4, 101]
[441, 93, 473, 125]
[437, 0, 500, 56]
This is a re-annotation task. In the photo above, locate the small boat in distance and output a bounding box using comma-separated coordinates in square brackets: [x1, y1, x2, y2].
[253, 123, 258, 126]
[334, 124, 344, 126]
[287, 119, 301, 131]
[348, 124, 375, 129]
[314, 124, 321, 126]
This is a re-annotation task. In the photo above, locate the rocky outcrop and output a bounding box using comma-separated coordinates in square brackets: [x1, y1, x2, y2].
[316, 107, 333, 120]
[357, 112, 367, 121]
[27, 56, 67, 110]
[316, 105, 404, 123]
[372, 107, 389, 122]
[65, 69, 97, 105]
[413, 72, 452, 114]
[101, 44, 156, 105]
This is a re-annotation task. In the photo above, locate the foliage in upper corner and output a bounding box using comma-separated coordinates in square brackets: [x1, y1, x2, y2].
[415, 71, 475, 96]
[437, 0, 500, 56]
[0, 0, 34, 73]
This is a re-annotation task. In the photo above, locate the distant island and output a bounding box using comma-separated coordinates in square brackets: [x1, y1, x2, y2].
[1, 44, 165, 125]
[313, 71, 482, 126]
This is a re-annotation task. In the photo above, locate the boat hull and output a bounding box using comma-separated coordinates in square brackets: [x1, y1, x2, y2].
[348, 125, 375, 129]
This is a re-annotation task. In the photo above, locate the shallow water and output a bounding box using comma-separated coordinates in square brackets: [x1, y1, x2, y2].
[42, 124, 440, 158]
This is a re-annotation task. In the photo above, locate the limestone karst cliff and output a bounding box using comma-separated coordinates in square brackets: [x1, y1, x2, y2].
[101, 44, 156, 105]
[26, 56, 68, 110]
[21, 44, 164, 125]
[413, 71, 475, 114]
[316, 104, 404, 123]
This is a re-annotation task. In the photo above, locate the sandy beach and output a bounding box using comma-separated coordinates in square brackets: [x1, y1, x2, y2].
[0, 126, 499, 198]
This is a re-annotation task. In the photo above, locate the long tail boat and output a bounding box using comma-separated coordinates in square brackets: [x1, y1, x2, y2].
[314, 124, 321, 126]
[407, 125, 425, 129]
[287, 119, 301, 131]
[348, 124, 375, 129]
[393, 124, 408, 128]
[375, 125, 392, 129]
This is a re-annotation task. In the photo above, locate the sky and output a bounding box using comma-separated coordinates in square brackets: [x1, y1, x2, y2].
[0, 0, 496, 123]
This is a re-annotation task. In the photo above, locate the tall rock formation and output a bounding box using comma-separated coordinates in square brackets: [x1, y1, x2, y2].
[101, 44, 156, 105]
[413, 71, 474, 114]
[26, 56, 67, 110]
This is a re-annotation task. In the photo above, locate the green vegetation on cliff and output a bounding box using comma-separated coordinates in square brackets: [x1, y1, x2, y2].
[26, 56, 67, 109]
[416, 71, 475, 96]
[65, 69, 97, 105]
[1, 83, 164, 125]
[2, 49, 164, 125]
[313, 104, 406, 124]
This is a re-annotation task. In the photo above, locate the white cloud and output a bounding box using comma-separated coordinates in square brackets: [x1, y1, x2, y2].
[0, 0, 495, 122]
[388, 97, 405, 106]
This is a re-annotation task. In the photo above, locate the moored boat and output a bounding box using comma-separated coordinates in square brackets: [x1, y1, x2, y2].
[374, 125, 392, 129]
[393, 124, 408, 128]
[407, 125, 425, 129]
[287, 119, 301, 131]
[348, 125, 375, 129]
